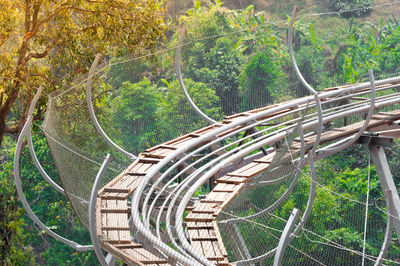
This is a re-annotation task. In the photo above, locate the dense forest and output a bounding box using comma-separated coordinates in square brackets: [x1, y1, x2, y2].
[2, 0, 400, 264]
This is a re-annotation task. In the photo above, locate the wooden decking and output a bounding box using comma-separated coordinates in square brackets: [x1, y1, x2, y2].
[96, 85, 400, 265]
[96, 123, 227, 265]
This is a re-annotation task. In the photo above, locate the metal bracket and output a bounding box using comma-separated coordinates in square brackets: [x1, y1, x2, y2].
[357, 134, 395, 148]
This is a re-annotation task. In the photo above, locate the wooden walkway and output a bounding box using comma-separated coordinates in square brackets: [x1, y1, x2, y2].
[96, 81, 400, 265]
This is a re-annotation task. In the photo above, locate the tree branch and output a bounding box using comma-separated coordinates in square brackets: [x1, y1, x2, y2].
[4, 126, 18, 134]
[32, 0, 43, 31]
[26, 43, 55, 62]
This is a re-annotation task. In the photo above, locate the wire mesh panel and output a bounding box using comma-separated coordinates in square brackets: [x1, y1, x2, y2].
[22, 0, 400, 265]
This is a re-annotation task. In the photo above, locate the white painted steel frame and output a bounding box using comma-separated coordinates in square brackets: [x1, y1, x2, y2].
[14, 89, 93, 252]
[176, 29, 217, 124]
[89, 154, 113, 266]
[26, 87, 65, 195]
[131, 79, 400, 265]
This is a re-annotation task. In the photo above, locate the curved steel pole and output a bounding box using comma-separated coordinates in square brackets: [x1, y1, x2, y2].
[289, 6, 324, 156]
[273, 208, 300, 266]
[235, 151, 317, 265]
[291, 151, 317, 237]
[131, 77, 400, 266]
[89, 154, 113, 266]
[14, 112, 93, 251]
[220, 118, 307, 224]
[176, 29, 217, 124]
[26, 87, 65, 195]
[374, 189, 394, 266]
[86, 54, 136, 160]
[319, 69, 376, 156]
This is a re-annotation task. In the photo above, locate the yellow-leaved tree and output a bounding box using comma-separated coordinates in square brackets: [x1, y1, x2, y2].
[0, 0, 166, 146]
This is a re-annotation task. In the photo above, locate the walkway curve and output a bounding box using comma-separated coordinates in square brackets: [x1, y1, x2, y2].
[95, 76, 400, 265]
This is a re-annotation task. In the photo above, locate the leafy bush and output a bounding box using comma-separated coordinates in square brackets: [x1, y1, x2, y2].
[329, 0, 375, 17]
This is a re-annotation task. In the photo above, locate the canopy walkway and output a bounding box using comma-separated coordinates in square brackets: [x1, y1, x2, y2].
[13, 4, 400, 265]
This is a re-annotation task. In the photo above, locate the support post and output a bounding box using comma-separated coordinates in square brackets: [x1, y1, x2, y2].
[369, 145, 400, 239]
[222, 223, 254, 264]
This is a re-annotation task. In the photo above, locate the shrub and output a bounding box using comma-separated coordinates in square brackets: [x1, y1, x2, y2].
[329, 0, 375, 17]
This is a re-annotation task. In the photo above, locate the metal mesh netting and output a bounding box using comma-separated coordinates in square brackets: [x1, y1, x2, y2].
[41, 47, 221, 228]
[22, 0, 400, 264]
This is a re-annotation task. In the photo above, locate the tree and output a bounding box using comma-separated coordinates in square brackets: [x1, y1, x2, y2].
[111, 79, 162, 154]
[0, 0, 167, 147]
[240, 48, 281, 109]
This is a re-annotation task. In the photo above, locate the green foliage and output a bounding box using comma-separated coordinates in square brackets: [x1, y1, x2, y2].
[111, 79, 162, 153]
[0, 159, 34, 265]
[240, 48, 281, 109]
[157, 78, 222, 136]
[186, 36, 243, 115]
[110, 78, 222, 153]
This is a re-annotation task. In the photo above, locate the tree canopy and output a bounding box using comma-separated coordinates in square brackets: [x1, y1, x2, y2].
[0, 0, 166, 146]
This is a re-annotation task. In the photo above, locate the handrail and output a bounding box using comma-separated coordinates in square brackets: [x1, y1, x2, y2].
[131, 77, 400, 265]
[220, 118, 307, 225]
[176, 29, 217, 124]
[86, 54, 136, 160]
[273, 208, 300, 266]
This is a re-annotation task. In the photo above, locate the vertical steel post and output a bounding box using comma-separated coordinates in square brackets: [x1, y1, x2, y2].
[369, 145, 400, 239]
[222, 223, 254, 264]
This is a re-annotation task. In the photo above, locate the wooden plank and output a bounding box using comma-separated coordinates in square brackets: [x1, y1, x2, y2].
[139, 157, 161, 164]
[212, 221, 228, 257]
[188, 228, 205, 255]
[217, 184, 246, 215]
[136, 248, 168, 264]
[198, 229, 216, 259]
[101, 209, 130, 213]
[96, 198, 102, 238]
[98, 158, 141, 195]
[116, 200, 131, 242]
[105, 200, 119, 243]
[100, 199, 108, 240]
[192, 202, 219, 214]
[186, 221, 214, 230]
[201, 191, 229, 204]
[216, 175, 248, 185]
[103, 187, 130, 193]
[124, 248, 168, 264]
[186, 212, 215, 222]
[227, 163, 270, 178]
[99, 193, 129, 200]
[253, 152, 276, 164]
[99, 242, 146, 266]
[102, 226, 130, 231]
[146, 144, 177, 153]
[115, 243, 143, 249]
[212, 183, 237, 192]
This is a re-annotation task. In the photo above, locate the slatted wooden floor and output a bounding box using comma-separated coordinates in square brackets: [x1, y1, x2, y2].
[96, 80, 400, 265]
[96, 122, 230, 265]
[184, 110, 400, 265]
